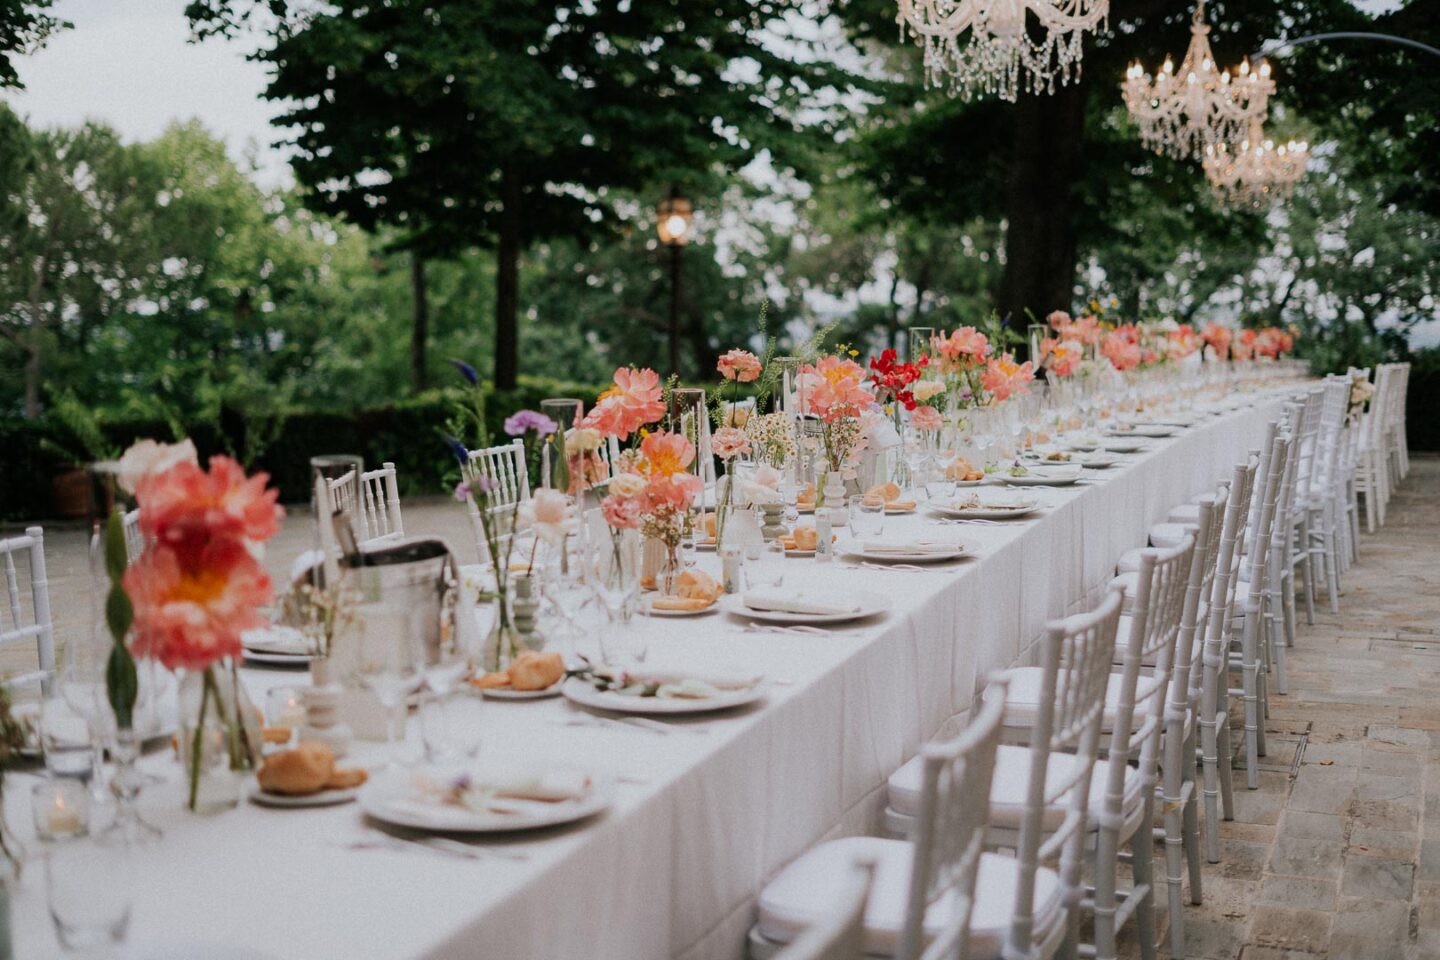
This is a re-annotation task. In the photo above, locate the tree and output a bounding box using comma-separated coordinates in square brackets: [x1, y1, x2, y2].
[0, 0, 67, 88]
[187, 0, 860, 389]
[839, 0, 1438, 322]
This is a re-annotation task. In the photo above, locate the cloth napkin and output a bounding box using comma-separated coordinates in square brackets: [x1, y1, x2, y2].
[612, 667, 762, 691]
[742, 589, 862, 616]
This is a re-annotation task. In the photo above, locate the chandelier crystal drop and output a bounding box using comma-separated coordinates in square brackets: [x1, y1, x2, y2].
[897, 0, 1109, 102]
[1202, 118, 1310, 209]
[1120, 0, 1273, 160]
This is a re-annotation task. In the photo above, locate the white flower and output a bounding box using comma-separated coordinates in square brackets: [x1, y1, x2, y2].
[912, 379, 946, 403]
[741, 481, 780, 506]
[609, 473, 646, 498]
[565, 427, 603, 455]
[116, 438, 198, 495]
[753, 464, 782, 489]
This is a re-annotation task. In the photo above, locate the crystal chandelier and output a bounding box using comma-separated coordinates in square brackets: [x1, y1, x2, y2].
[1202, 119, 1310, 209]
[897, 0, 1109, 102]
[1120, 0, 1273, 160]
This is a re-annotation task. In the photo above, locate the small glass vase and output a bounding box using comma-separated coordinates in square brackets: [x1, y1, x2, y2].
[482, 590, 523, 672]
[657, 542, 683, 596]
[179, 660, 260, 814]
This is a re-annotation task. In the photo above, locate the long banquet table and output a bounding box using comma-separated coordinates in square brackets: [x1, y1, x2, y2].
[10, 388, 1293, 960]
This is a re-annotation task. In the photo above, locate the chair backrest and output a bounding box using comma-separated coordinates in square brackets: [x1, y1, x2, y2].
[1360, 366, 1391, 450]
[122, 507, 144, 566]
[777, 859, 876, 960]
[1244, 429, 1293, 610]
[1312, 376, 1350, 494]
[463, 441, 533, 563]
[1110, 535, 1194, 824]
[329, 462, 404, 546]
[1201, 458, 1258, 718]
[899, 677, 1008, 960]
[1176, 493, 1221, 706]
[1008, 589, 1123, 956]
[0, 526, 56, 693]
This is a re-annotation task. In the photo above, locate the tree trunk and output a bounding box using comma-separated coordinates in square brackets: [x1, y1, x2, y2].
[494, 169, 521, 391]
[23, 338, 40, 420]
[684, 254, 711, 378]
[997, 78, 1088, 329]
[409, 252, 429, 393]
[667, 244, 683, 377]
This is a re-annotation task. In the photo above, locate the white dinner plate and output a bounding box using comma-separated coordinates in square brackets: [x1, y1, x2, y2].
[953, 478, 988, 487]
[838, 542, 971, 564]
[1126, 425, 1178, 438]
[723, 589, 890, 625]
[1102, 440, 1146, 453]
[248, 780, 360, 808]
[478, 679, 565, 700]
[360, 770, 611, 833]
[562, 676, 768, 715]
[1077, 455, 1120, 469]
[642, 598, 720, 618]
[998, 471, 1082, 487]
[883, 504, 918, 515]
[243, 650, 314, 667]
[929, 500, 1040, 520]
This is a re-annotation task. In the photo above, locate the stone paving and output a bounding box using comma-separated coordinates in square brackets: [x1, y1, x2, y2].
[5, 460, 1437, 959]
[1118, 455, 1440, 960]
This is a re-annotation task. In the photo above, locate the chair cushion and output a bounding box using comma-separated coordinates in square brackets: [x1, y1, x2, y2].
[984, 666, 1165, 733]
[1148, 522, 1195, 549]
[1115, 548, 1146, 574]
[1167, 503, 1201, 524]
[888, 744, 1143, 831]
[756, 836, 1063, 958]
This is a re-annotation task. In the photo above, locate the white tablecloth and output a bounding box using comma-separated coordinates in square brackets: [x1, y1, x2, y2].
[9, 391, 1289, 960]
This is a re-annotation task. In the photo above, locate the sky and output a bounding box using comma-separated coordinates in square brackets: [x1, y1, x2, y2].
[3, 0, 290, 184]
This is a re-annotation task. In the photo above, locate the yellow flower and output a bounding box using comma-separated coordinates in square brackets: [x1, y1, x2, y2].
[848, 349, 859, 357]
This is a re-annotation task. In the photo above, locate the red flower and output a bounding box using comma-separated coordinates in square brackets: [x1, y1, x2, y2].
[867, 349, 926, 410]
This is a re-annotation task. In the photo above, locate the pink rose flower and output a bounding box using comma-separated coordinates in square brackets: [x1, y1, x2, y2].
[980, 354, 1035, 403]
[716, 349, 762, 383]
[531, 488, 568, 525]
[710, 426, 750, 460]
[910, 405, 944, 432]
[600, 493, 642, 529]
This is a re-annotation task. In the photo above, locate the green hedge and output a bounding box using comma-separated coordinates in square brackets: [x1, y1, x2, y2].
[0, 377, 609, 522]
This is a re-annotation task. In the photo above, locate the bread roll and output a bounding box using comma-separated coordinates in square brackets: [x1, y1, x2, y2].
[652, 596, 713, 612]
[702, 513, 717, 539]
[257, 741, 335, 796]
[324, 767, 369, 790]
[471, 670, 512, 689]
[509, 651, 565, 691]
[791, 526, 819, 551]
[676, 569, 721, 602]
[865, 482, 902, 503]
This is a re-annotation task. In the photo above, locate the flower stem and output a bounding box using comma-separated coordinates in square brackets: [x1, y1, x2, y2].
[189, 666, 216, 811]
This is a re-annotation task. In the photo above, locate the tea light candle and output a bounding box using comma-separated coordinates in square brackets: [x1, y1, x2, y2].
[267, 687, 307, 728]
[32, 779, 89, 841]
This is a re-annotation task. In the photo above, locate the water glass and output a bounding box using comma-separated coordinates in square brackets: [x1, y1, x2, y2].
[40, 697, 93, 780]
[599, 616, 648, 666]
[419, 693, 483, 767]
[924, 476, 956, 502]
[47, 831, 132, 952]
[848, 496, 885, 540]
[353, 606, 422, 764]
[746, 540, 787, 589]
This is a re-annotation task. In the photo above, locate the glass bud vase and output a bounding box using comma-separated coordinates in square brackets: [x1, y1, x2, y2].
[179, 660, 260, 814]
[657, 542, 683, 597]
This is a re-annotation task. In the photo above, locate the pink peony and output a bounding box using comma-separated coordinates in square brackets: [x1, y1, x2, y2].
[1101, 333, 1142, 372]
[717, 349, 762, 383]
[980, 354, 1035, 402]
[910, 406, 944, 432]
[934, 327, 992, 364]
[710, 426, 750, 460]
[116, 439, 198, 496]
[124, 537, 273, 671]
[643, 473, 704, 512]
[1040, 337, 1083, 377]
[583, 367, 665, 438]
[531, 488, 568, 525]
[798, 356, 873, 423]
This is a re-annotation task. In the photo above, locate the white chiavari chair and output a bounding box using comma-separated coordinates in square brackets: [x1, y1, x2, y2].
[752, 676, 1009, 960]
[1198, 459, 1258, 864]
[1382, 362, 1410, 486]
[464, 441, 531, 563]
[884, 591, 1124, 959]
[122, 507, 144, 566]
[1, 526, 57, 695]
[1302, 377, 1351, 617]
[1232, 427, 1292, 789]
[328, 461, 405, 546]
[1355, 365, 1391, 531]
[771, 859, 876, 960]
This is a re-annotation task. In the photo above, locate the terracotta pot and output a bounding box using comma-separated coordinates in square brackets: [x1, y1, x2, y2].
[50, 467, 92, 519]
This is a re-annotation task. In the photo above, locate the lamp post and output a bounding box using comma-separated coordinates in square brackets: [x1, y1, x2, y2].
[657, 190, 693, 377]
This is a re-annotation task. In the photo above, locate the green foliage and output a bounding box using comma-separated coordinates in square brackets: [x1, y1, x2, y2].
[0, 0, 67, 88]
[103, 509, 137, 731]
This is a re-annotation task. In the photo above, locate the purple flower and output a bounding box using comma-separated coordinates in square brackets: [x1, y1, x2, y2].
[448, 358, 480, 386]
[444, 434, 470, 465]
[504, 409, 560, 437]
[453, 481, 471, 502]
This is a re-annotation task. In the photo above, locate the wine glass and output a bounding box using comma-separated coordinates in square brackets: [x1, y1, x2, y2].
[746, 540, 788, 589]
[540, 534, 592, 665]
[590, 531, 645, 665]
[847, 496, 885, 540]
[352, 606, 422, 766]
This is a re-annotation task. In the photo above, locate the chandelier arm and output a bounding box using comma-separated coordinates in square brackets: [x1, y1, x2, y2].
[1255, 32, 1440, 62]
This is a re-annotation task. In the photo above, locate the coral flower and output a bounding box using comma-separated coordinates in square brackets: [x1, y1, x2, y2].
[1201, 323, 1233, 358]
[981, 354, 1035, 402]
[136, 456, 283, 559]
[934, 327, 992, 365]
[1101, 333, 1142, 372]
[710, 426, 750, 460]
[643, 473, 704, 512]
[584, 367, 665, 438]
[600, 494, 642, 530]
[717, 349, 762, 383]
[910, 406, 944, 432]
[639, 430, 696, 477]
[1040, 337, 1082, 377]
[124, 538, 273, 671]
